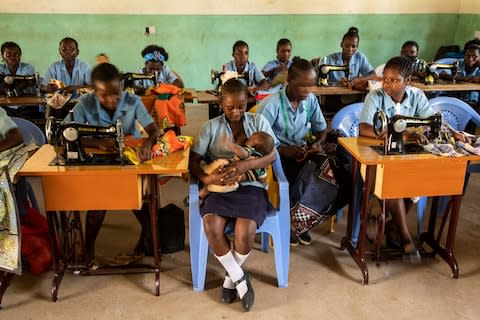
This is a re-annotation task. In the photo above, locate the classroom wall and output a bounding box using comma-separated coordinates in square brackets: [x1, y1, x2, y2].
[1, 1, 478, 89]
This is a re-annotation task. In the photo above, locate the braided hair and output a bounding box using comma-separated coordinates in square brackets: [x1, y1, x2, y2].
[287, 56, 315, 81]
[384, 56, 413, 78]
[219, 78, 248, 102]
[342, 27, 360, 44]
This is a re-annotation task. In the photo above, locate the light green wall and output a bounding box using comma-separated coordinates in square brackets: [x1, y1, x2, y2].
[0, 13, 470, 88]
[454, 14, 480, 49]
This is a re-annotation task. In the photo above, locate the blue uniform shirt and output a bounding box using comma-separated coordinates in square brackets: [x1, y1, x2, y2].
[136, 64, 178, 88]
[262, 59, 292, 82]
[324, 51, 374, 83]
[0, 107, 17, 140]
[64, 92, 154, 137]
[43, 58, 92, 86]
[223, 61, 266, 87]
[257, 89, 327, 147]
[454, 60, 480, 105]
[192, 112, 277, 189]
[360, 86, 435, 125]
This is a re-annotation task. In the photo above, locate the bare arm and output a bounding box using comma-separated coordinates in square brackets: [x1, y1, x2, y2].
[137, 122, 161, 162]
[0, 128, 23, 152]
[359, 122, 382, 139]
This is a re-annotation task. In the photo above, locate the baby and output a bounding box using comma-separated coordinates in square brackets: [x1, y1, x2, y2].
[200, 131, 275, 197]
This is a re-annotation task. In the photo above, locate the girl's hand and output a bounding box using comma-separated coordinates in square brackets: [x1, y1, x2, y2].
[405, 132, 429, 145]
[279, 145, 306, 159]
[137, 144, 153, 162]
[452, 131, 472, 144]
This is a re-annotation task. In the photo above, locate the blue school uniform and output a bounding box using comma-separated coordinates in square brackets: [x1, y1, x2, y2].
[223, 61, 266, 87]
[360, 86, 435, 125]
[136, 64, 178, 88]
[192, 112, 277, 189]
[324, 51, 374, 83]
[257, 89, 327, 147]
[452, 60, 480, 105]
[64, 92, 154, 137]
[262, 59, 292, 82]
[43, 58, 92, 86]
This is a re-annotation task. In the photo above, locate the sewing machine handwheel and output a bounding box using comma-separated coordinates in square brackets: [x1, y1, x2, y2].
[373, 111, 387, 137]
[45, 117, 55, 145]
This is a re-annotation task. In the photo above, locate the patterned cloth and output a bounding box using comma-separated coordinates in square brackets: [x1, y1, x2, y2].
[0, 143, 37, 273]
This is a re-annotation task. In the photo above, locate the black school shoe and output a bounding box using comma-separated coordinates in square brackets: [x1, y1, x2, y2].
[298, 231, 312, 246]
[221, 287, 237, 304]
[235, 271, 255, 311]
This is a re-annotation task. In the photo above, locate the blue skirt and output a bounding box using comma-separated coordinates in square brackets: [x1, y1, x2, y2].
[200, 185, 270, 227]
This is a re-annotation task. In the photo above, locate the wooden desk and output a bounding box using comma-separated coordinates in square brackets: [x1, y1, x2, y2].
[411, 81, 480, 92]
[0, 96, 46, 107]
[17, 145, 189, 300]
[338, 137, 479, 284]
[311, 85, 365, 96]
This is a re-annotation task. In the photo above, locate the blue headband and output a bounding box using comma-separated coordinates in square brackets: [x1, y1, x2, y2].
[143, 51, 165, 62]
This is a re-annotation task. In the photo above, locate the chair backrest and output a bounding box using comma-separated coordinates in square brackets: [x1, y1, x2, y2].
[428, 97, 480, 131]
[331, 102, 363, 137]
[435, 58, 458, 65]
[11, 117, 46, 146]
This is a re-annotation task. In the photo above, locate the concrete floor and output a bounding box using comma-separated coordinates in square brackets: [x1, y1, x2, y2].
[2, 103, 480, 319]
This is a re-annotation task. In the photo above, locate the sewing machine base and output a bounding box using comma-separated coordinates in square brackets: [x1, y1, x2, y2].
[370, 144, 429, 155]
[49, 154, 133, 166]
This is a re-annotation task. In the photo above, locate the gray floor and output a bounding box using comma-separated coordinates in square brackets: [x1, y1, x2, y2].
[2, 103, 480, 319]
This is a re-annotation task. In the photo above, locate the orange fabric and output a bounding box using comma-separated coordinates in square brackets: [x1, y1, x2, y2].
[149, 84, 186, 129]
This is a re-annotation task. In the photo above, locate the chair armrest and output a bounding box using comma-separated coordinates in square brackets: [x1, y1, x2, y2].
[189, 175, 200, 198]
[271, 151, 289, 212]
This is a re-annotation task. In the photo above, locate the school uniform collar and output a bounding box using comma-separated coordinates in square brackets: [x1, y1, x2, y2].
[281, 88, 307, 113]
[93, 91, 128, 123]
[384, 86, 414, 113]
[229, 60, 251, 73]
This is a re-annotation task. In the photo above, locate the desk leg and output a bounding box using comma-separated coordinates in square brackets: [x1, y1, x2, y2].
[341, 160, 371, 284]
[47, 211, 65, 302]
[148, 175, 161, 296]
[341, 158, 359, 248]
[419, 196, 461, 278]
[0, 271, 14, 308]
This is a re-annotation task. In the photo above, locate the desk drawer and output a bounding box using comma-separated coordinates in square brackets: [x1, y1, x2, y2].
[42, 174, 142, 211]
[374, 159, 467, 199]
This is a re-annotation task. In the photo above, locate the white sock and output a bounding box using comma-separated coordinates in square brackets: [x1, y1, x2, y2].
[215, 251, 247, 298]
[223, 251, 251, 289]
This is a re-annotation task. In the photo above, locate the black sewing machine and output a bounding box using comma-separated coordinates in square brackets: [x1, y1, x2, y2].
[121, 71, 158, 94]
[45, 116, 131, 165]
[0, 72, 41, 97]
[373, 111, 442, 154]
[424, 61, 459, 84]
[316, 64, 349, 86]
[211, 69, 250, 91]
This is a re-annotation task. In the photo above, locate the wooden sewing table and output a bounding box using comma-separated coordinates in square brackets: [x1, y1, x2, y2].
[16, 145, 189, 301]
[338, 137, 479, 284]
[411, 81, 480, 92]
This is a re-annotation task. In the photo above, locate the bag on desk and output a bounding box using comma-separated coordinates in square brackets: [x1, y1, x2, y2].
[142, 203, 185, 255]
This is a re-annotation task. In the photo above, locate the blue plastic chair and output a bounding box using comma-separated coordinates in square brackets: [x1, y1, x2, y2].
[435, 58, 458, 65]
[189, 151, 290, 291]
[416, 97, 480, 230]
[11, 117, 46, 213]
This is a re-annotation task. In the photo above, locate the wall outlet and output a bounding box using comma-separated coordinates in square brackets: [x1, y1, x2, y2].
[475, 30, 480, 39]
[148, 26, 156, 34]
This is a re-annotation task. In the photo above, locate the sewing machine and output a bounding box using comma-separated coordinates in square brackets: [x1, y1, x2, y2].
[121, 71, 158, 94]
[45, 116, 130, 165]
[316, 64, 349, 86]
[211, 69, 250, 91]
[424, 61, 459, 84]
[0, 72, 41, 97]
[373, 111, 442, 154]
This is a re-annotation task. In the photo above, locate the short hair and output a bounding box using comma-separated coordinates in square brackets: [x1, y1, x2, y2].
[384, 56, 413, 78]
[1, 41, 21, 55]
[401, 40, 419, 51]
[464, 38, 480, 52]
[141, 45, 169, 61]
[91, 63, 121, 83]
[248, 131, 275, 155]
[219, 78, 248, 101]
[288, 57, 315, 80]
[59, 37, 79, 49]
[276, 38, 292, 50]
[342, 27, 359, 43]
[232, 40, 249, 53]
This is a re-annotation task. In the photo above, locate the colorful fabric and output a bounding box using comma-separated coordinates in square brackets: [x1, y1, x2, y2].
[149, 83, 186, 129]
[0, 143, 38, 274]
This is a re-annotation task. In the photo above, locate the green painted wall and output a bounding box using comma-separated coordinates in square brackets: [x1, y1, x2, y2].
[0, 13, 468, 88]
[454, 14, 480, 49]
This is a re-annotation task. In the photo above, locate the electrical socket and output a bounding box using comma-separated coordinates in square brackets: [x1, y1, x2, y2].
[148, 26, 156, 35]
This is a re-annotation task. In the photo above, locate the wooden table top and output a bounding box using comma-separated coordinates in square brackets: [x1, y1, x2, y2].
[0, 96, 46, 106]
[18, 144, 190, 177]
[411, 81, 480, 92]
[338, 137, 480, 165]
[311, 85, 365, 96]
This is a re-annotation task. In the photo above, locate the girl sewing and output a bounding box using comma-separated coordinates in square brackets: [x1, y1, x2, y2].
[359, 56, 468, 260]
[189, 79, 277, 311]
[262, 38, 293, 84]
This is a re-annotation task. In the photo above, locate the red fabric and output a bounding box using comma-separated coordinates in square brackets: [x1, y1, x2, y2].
[150, 84, 186, 128]
[20, 206, 52, 275]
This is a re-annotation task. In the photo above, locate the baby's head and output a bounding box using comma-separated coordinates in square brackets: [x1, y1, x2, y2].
[246, 132, 275, 156]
